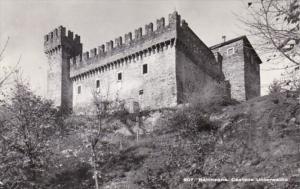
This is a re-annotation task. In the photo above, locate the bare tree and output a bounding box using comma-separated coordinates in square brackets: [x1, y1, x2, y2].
[89, 91, 111, 189]
[243, 0, 300, 66]
[0, 37, 21, 89]
[76, 87, 119, 189]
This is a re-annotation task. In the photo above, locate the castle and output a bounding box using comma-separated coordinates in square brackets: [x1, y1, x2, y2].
[44, 11, 261, 114]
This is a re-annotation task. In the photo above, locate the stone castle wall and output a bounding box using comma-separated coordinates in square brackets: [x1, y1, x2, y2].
[44, 12, 260, 113]
[69, 12, 181, 112]
[244, 41, 261, 99]
[211, 37, 261, 101]
[72, 41, 177, 113]
[211, 40, 247, 101]
[44, 26, 82, 112]
[46, 52, 63, 107]
[176, 20, 225, 103]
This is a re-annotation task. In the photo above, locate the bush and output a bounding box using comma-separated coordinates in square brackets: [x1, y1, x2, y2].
[0, 82, 59, 188]
[44, 161, 93, 189]
[268, 80, 284, 94]
[130, 92, 219, 188]
[166, 107, 217, 140]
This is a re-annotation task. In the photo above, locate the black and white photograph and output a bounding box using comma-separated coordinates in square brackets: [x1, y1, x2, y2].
[0, 0, 299, 188]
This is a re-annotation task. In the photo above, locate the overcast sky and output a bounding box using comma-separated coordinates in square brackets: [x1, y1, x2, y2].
[0, 0, 281, 96]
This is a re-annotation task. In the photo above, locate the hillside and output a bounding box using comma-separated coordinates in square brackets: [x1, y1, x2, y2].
[45, 93, 300, 189]
[95, 93, 300, 189]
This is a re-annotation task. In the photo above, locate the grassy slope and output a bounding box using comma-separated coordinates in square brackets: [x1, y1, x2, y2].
[101, 94, 300, 189]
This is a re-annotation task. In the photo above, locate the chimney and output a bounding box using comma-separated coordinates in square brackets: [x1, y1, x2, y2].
[222, 35, 226, 43]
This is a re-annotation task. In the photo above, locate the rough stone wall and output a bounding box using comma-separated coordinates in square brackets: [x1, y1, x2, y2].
[46, 52, 63, 107]
[61, 54, 73, 112]
[45, 12, 262, 114]
[46, 51, 74, 112]
[175, 22, 226, 103]
[177, 22, 224, 81]
[70, 13, 227, 113]
[244, 41, 261, 99]
[211, 40, 246, 101]
[72, 45, 177, 113]
[70, 12, 180, 113]
[44, 26, 82, 113]
[176, 49, 216, 103]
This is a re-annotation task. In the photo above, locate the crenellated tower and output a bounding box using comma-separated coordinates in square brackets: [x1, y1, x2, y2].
[44, 26, 82, 113]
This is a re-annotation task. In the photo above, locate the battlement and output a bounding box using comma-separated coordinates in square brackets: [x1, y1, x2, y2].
[68, 11, 223, 81]
[70, 11, 181, 75]
[44, 26, 82, 55]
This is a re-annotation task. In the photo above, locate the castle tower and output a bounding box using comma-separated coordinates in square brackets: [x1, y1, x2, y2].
[44, 26, 82, 113]
[210, 36, 261, 101]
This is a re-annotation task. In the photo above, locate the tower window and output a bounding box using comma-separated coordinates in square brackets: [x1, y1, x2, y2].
[77, 86, 81, 94]
[96, 80, 100, 88]
[143, 64, 148, 74]
[227, 47, 235, 56]
[118, 72, 122, 81]
[139, 90, 144, 95]
[250, 55, 255, 64]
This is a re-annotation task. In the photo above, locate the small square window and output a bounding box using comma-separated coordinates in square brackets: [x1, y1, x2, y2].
[143, 64, 148, 74]
[96, 80, 100, 88]
[227, 47, 235, 56]
[139, 90, 144, 95]
[77, 86, 81, 94]
[118, 72, 122, 81]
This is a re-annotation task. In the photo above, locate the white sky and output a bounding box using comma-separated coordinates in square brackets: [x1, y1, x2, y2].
[0, 0, 283, 96]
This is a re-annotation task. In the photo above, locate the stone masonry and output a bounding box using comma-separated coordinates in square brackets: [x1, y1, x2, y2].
[44, 11, 261, 114]
[210, 36, 262, 101]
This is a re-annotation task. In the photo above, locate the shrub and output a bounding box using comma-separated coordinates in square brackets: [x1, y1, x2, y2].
[0, 82, 59, 188]
[268, 80, 284, 94]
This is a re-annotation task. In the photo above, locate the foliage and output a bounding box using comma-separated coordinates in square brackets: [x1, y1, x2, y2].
[280, 68, 300, 93]
[44, 159, 93, 189]
[268, 70, 300, 95]
[0, 82, 58, 188]
[244, 0, 300, 65]
[268, 79, 284, 94]
[131, 100, 218, 188]
[62, 91, 122, 189]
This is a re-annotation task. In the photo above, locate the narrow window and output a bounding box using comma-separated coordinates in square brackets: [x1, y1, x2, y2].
[77, 86, 81, 94]
[118, 72, 122, 81]
[139, 90, 144, 95]
[250, 55, 255, 64]
[143, 64, 148, 74]
[96, 80, 100, 88]
[227, 47, 235, 56]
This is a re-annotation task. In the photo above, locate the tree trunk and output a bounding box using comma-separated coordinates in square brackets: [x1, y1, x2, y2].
[92, 148, 99, 189]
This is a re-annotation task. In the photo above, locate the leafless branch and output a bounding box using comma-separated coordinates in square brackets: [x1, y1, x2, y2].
[0, 55, 21, 88]
[0, 37, 9, 61]
[240, 0, 300, 65]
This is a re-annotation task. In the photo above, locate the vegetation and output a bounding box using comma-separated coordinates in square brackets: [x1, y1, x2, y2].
[0, 82, 58, 188]
[244, 0, 300, 93]
[0, 80, 300, 189]
[244, 0, 300, 66]
[268, 79, 284, 94]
